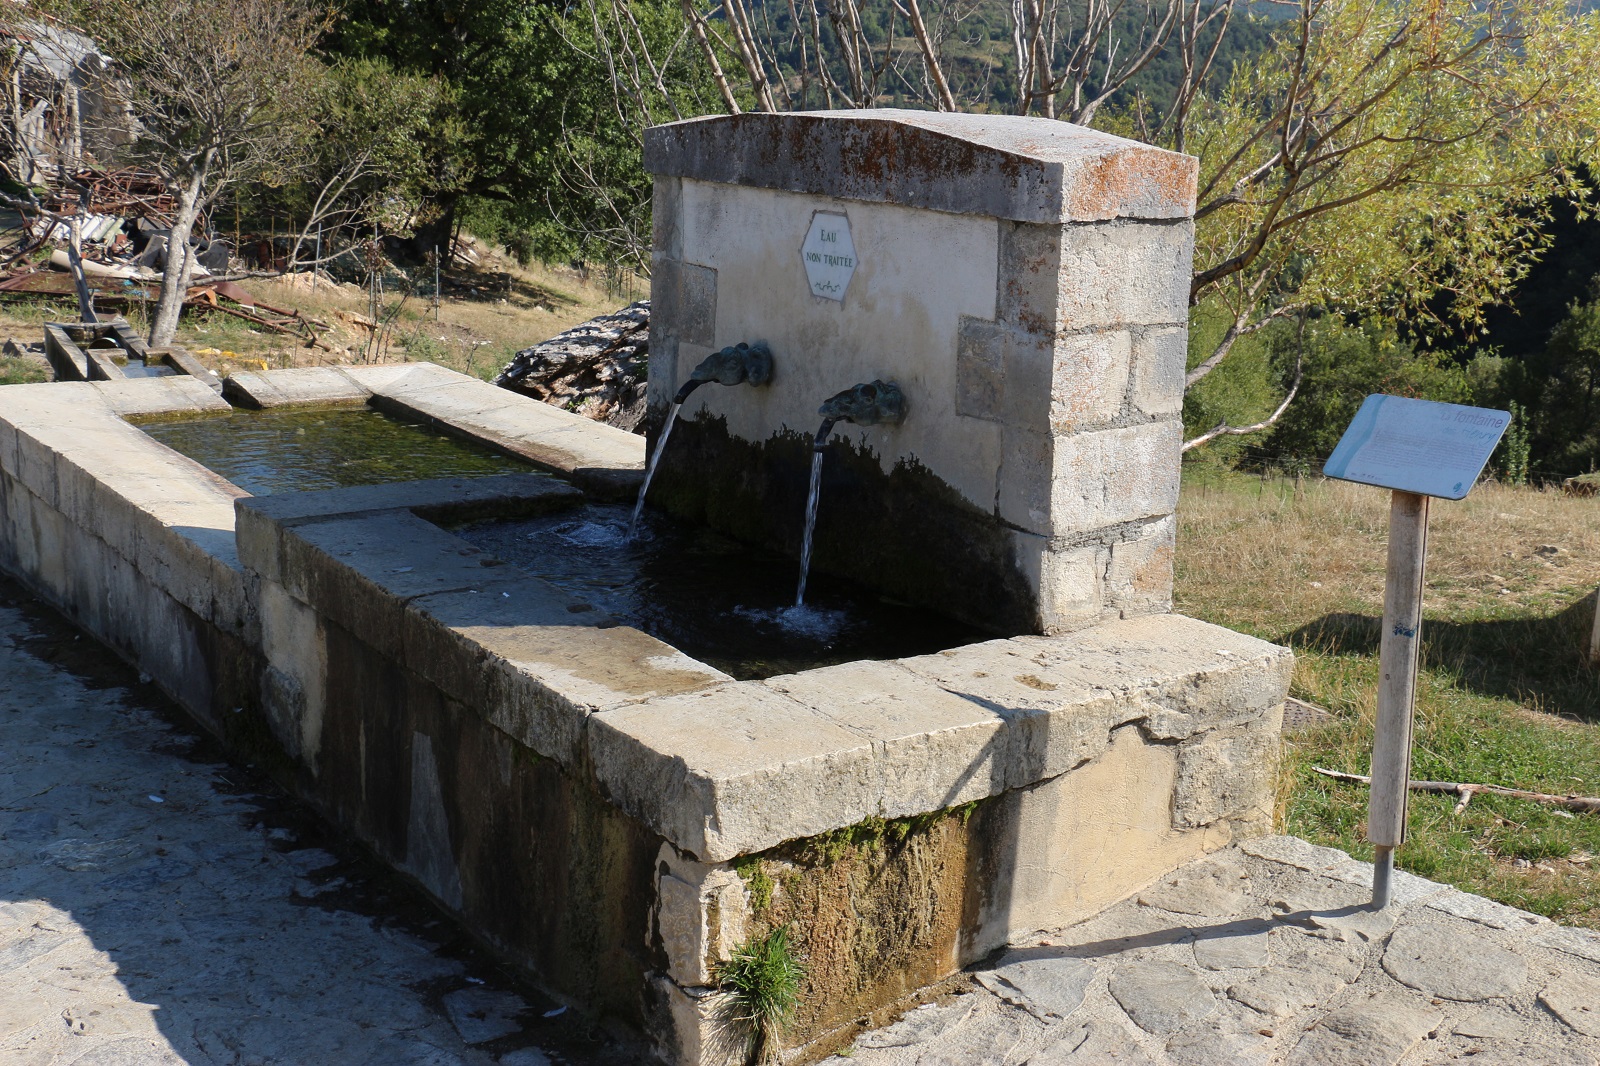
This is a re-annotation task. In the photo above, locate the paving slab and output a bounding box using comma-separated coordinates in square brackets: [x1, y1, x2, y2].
[825, 835, 1600, 1065]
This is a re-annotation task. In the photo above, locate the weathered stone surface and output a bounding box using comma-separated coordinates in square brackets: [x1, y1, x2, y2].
[655, 844, 747, 987]
[973, 952, 1097, 1021]
[1109, 960, 1216, 1034]
[1191, 922, 1271, 970]
[1024, 1021, 1162, 1064]
[223, 365, 371, 408]
[1172, 717, 1280, 832]
[1535, 925, 1600, 965]
[1542, 974, 1600, 1037]
[1228, 968, 1348, 1019]
[0, 600, 589, 1066]
[1285, 994, 1441, 1066]
[1382, 923, 1527, 1001]
[1137, 854, 1256, 917]
[91, 375, 230, 415]
[442, 986, 527, 1043]
[856, 998, 977, 1048]
[1427, 889, 1549, 932]
[1048, 330, 1131, 433]
[644, 110, 1198, 224]
[1040, 421, 1183, 536]
[1104, 516, 1176, 619]
[1164, 1026, 1274, 1066]
[1129, 325, 1186, 419]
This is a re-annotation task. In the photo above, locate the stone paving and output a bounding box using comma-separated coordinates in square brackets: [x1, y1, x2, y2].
[828, 837, 1600, 1065]
[6, 565, 1600, 1066]
[0, 586, 639, 1066]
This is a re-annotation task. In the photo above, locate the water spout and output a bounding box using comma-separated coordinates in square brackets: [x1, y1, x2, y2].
[795, 381, 906, 605]
[632, 342, 774, 537]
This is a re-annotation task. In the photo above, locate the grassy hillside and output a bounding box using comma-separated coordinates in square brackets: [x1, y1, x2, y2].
[1177, 466, 1600, 926]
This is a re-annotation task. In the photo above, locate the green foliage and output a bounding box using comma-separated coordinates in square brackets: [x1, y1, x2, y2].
[1496, 401, 1533, 486]
[1518, 293, 1600, 479]
[1257, 318, 1471, 467]
[717, 925, 804, 1065]
[732, 857, 775, 914]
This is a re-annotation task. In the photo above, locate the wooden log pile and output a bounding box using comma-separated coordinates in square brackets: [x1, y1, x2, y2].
[494, 300, 649, 433]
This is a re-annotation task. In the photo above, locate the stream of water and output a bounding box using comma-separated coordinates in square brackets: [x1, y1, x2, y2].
[629, 400, 681, 538]
[794, 448, 825, 606]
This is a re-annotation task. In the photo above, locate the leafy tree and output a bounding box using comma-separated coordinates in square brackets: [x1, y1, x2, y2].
[1169, 0, 1600, 447]
[1250, 317, 1471, 467]
[78, 0, 330, 345]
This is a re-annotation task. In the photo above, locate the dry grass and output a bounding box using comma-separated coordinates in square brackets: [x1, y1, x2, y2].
[0, 246, 631, 382]
[1177, 465, 1600, 926]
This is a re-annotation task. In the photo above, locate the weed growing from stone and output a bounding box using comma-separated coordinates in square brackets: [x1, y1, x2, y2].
[717, 924, 804, 1065]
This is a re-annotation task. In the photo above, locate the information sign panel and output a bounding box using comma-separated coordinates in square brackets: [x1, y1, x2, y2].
[1323, 394, 1511, 500]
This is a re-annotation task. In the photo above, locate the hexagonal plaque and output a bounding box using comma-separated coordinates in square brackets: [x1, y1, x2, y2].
[801, 211, 857, 302]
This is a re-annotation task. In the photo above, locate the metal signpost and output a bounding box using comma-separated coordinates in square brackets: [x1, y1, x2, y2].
[1323, 395, 1512, 908]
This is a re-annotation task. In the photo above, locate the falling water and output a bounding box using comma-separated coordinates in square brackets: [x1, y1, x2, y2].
[629, 401, 681, 538]
[794, 417, 838, 606]
[794, 449, 826, 605]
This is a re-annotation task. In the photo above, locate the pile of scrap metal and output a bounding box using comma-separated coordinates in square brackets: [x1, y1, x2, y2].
[0, 169, 324, 346]
[495, 300, 650, 432]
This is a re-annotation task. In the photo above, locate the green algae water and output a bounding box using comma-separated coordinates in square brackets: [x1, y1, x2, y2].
[140, 406, 533, 495]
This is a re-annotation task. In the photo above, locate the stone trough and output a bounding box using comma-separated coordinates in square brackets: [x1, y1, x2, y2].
[0, 110, 1292, 1065]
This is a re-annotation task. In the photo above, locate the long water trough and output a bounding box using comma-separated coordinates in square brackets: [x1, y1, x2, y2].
[0, 109, 1293, 1066]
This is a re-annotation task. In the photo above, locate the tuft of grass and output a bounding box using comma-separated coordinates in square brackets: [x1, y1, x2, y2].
[717, 925, 804, 1065]
[1177, 466, 1600, 927]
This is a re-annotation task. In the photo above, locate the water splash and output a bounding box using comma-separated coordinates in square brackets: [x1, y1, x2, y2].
[732, 603, 848, 643]
[794, 446, 826, 606]
[629, 400, 681, 538]
[547, 518, 630, 548]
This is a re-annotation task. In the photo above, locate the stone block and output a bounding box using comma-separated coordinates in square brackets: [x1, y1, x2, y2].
[644, 110, 1197, 224]
[588, 683, 880, 862]
[1047, 421, 1183, 535]
[955, 316, 1006, 421]
[404, 581, 727, 768]
[653, 175, 684, 261]
[1105, 515, 1176, 618]
[1130, 325, 1187, 419]
[1172, 706, 1283, 833]
[1030, 538, 1106, 634]
[654, 844, 747, 987]
[222, 366, 372, 408]
[1048, 330, 1131, 433]
[764, 659, 1020, 808]
[91, 376, 230, 416]
[1054, 221, 1193, 330]
[646, 975, 744, 1066]
[650, 258, 718, 350]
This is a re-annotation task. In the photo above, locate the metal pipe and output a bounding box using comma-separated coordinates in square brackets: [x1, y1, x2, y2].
[1372, 845, 1395, 910]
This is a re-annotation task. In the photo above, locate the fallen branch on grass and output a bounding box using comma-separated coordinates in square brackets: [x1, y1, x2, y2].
[1312, 767, 1600, 815]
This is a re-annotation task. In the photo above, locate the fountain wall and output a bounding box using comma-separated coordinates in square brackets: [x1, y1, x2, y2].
[645, 111, 1194, 635]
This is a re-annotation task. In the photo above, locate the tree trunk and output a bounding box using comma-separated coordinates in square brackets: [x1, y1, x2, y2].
[408, 191, 458, 264]
[149, 167, 208, 347]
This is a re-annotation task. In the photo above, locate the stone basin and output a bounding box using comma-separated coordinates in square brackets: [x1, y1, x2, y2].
[0, 363, 1289, 1063]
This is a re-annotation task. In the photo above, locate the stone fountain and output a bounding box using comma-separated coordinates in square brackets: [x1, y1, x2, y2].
[0, 109, 1289, 1065]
